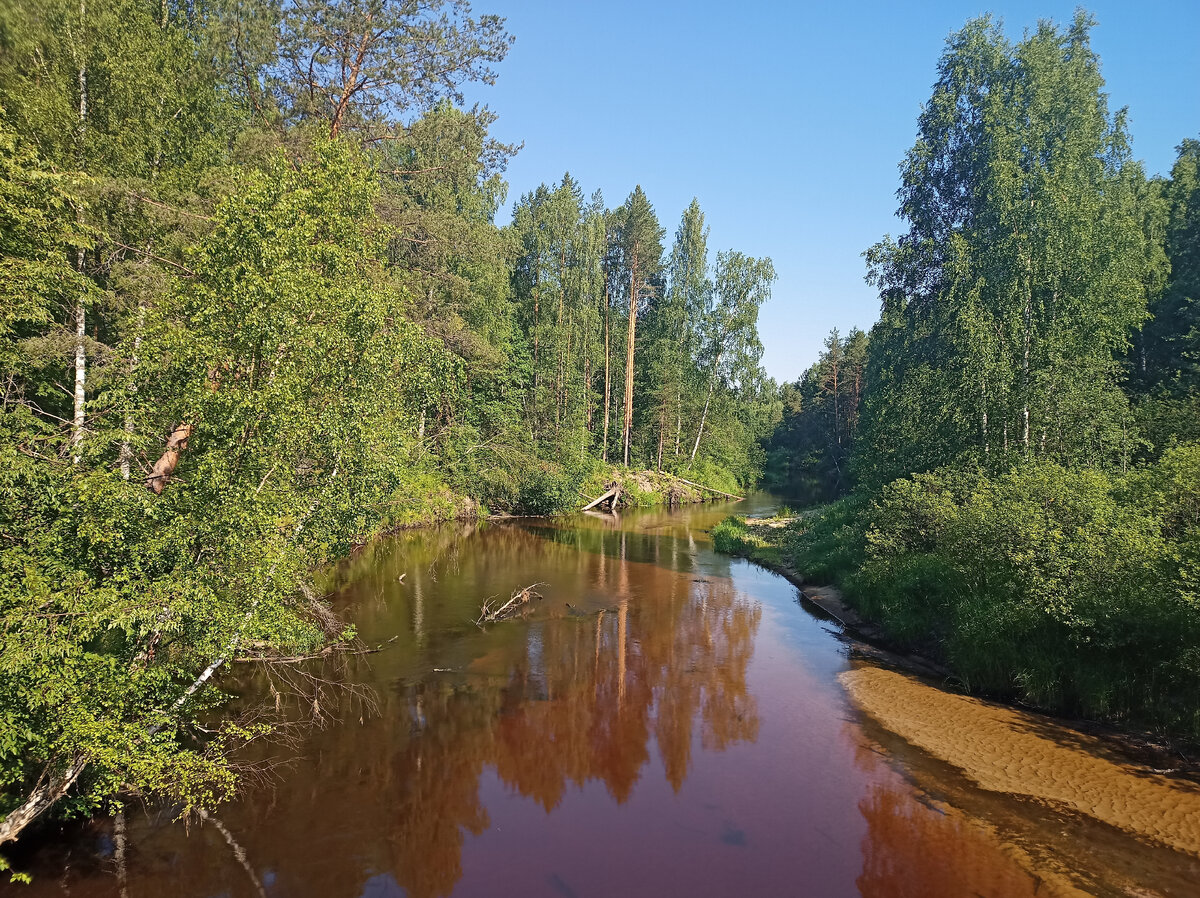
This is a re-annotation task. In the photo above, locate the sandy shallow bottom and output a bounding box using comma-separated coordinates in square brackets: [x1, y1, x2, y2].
[841, 665, 1200, 896]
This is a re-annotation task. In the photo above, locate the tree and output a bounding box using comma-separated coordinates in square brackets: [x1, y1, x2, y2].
[763, 328, 868, 502]
[649, 199, 710, 467]
[690, 251, 774, 462]
[274, 0, 513, 136]
[1141, 139, 1200, 391]
[614, 186, 664, 466]
[859, 12, 1152, 487]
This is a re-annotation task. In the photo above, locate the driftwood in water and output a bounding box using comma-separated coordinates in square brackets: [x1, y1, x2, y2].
[146, 423, 193, 494]
[673, 477, 744, 501]
[234, 634, 400, 664]
[475, 583, 544, 625]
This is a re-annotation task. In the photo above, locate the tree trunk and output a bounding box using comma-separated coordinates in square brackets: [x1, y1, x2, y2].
[557, 247, 566, 431]
[71, 10, 87, 461]
[674, 379, 682, 456]
[690, 371, 716, 464]
[146, 424, 194, 494]
[602, 281, 610, 463]
[532, 280, 540, 442]
[72, 279, 86, 462]
[981, 372, 989, 455]
[562, 306, 574, 434]
[0, 755, 87, 845]
[1023, 272, 1032, 452]
[656, 402, 665, 472]
[581, 311, 590, 459]
[584, 351, 592, 433]
[832, 360, 841, 447]
[623, 244, 638, 467]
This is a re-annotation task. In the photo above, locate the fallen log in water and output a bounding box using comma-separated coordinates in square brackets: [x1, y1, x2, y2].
[475, 583, 545, 625]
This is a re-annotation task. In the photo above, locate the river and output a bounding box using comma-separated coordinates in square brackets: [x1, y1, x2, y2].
[8, 495, 1200, 896]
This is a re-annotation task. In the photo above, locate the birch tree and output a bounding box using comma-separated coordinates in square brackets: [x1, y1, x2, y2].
[690, 251, 774, 462]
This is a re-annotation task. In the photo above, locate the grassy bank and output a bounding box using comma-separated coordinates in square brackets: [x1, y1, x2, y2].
[715, 448, 1200, 743]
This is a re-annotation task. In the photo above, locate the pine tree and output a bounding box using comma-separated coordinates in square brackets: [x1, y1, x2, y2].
[614, 186, 664, 466]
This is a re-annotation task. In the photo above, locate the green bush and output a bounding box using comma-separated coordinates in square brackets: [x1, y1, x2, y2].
[514, 463, 579, 515]
[780, 495, 867, 586]
[711, 517, 751, 555]
[853, 452, 1200, 738]
[732, 450, 1200, 738]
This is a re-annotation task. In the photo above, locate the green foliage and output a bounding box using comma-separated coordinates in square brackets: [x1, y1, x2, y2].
[0, 124, 90, 370]
[1138, 139, 1200, 393]
[0, 138, 455, 834]
[858, 13, 1152, 488]
[747, 12, 1200, 751]
[764, 328, 867, 503]
[710, 516, 756, 555]
[0, 0, 778, 845]
[778, 496, 867, 587]
[275, 0, 513, 136]
[853, 456, 1200, 738]
[514, 460, 590, 516]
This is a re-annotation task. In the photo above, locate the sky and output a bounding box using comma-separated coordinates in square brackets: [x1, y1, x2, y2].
[461, 0, 1200, 384]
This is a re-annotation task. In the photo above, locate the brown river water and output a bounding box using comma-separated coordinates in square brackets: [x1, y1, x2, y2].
[8, 495, 1200, 896]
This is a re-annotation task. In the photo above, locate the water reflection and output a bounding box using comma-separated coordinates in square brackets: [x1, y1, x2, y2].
[16, 496, 1194, 898]
[356, 550, 761, 897]
[851, 736, 1044, 898]
[8, 506, 762, 898]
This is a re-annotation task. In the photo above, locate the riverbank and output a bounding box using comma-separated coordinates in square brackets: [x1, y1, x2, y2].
[710, 513, 949, 680]
[360, 467, 746, 541]
[713, 511, 1200, 874]
[711, 511, 1200, 769]
[577, 468, 743, 510]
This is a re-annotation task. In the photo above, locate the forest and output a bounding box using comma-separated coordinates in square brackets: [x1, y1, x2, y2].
[756, 13, 1200, 740]
[0, 0, 780, 850]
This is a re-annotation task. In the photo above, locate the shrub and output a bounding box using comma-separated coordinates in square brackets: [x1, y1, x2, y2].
[855, 456, 1200, 737]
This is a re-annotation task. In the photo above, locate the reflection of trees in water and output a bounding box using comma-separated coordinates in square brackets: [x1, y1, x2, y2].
[850, 730, 1043, 898]
[379, 561, 761, 897]
[28, 521, 760, 898]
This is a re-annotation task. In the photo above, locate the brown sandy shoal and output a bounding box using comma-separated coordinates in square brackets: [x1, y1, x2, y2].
[840, 666, 1200, 857]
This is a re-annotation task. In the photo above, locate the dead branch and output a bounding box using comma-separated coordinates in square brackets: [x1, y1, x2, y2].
[673, 476, 745, 501]
[581, 488, 618, 511]
[0, 754, 88, 844]
[111, 242, 197, 275]
[233, 635, 399, 665]
[475, 582, 545, 626]
[146, 423, 193, 494]
[124, 192, 216, 223]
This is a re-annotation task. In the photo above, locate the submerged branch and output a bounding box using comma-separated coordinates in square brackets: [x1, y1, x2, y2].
[474, 582, 545, 626]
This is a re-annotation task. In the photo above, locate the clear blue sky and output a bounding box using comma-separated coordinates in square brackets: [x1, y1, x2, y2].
[462, 1, 1200, 384]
